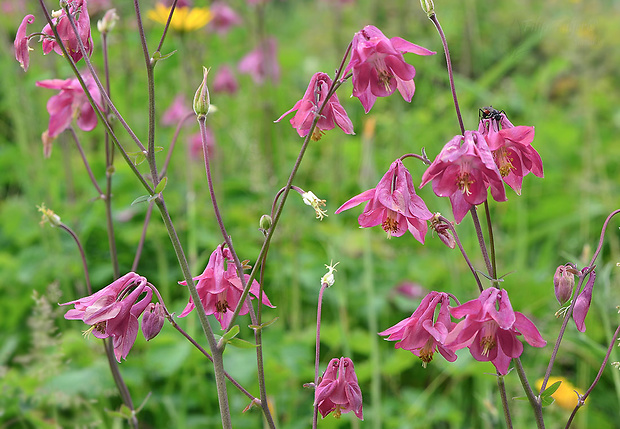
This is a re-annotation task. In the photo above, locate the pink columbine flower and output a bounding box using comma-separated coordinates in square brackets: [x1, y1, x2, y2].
[315, 357, 363, 420]
[336, 159, 433, 242]
[478, 109, 543, 195]
[60, 272, 154, 361]
[178, 244, 275, 330]
[275, 72, 354, 141]
[41, 0, 94, 64]
[238, 37, 280, 85]
[208, 2, 242, 35]
[345, 25, 435, 113]
[36, 73, 102, 157]
[15, 14, 35, 71]
[380, 291, 457, 367]
[573, 268, 596, 333]
[446, 287, 546, 375]
[161, 94, 193, 127]
[212, 65, 239, 94]
[419, 130, 507, 224]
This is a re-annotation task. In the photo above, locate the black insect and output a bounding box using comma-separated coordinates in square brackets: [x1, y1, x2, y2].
[479, 106, 505, 122]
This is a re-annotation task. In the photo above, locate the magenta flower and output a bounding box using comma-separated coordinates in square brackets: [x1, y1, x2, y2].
[238, 37, 280, 85]
[212, 65, 239, 94]
[419, 130, 507, 224]
[380, 291, 456, 367]
[178, 245, 275, 330]
[446, 287, 546, 375]
[275, 72, 354, 141]
[553, 264, 575, 306]
[478, 109, 543, 195]
[345, 25, 435, 113]
[36, 73, 102, 157]
[208, 2, 242, 35]
[15, 14, 35, 71]
[336, 159, 432, 242]
[161, 94, 193, 127]
[60, 272, 154, 361]
[141, 303, 166, 341]
[41, 0, 94, 64]
[315, 357, 363, 420]
[573, 269, 596, 333]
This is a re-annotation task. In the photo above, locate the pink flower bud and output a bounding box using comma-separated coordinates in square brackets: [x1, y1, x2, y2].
[141, 303, 165, 341]
[553, 265, 575, 305]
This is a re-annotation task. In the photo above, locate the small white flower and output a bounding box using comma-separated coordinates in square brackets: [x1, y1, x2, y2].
[302, 191, 328, 220]
[321, 261, 339, 287]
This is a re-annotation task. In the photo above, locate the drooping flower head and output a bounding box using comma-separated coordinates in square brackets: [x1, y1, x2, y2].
[36, 72, 103, 157]
[336, 159, 433, 242]
[380, 291, 457, 367]
[275, 72, 354, 141]
[446, 287, 546, 375]
[345, 25, 435, 113]
[420, 130, 507, 224]
[478, 107, 543, 195]
[238, 37, 280, 85]
[315, 357, 363, 420]
[41, 0, 94, 63]
[178, 244, 275, 330]
[60, 272, 155, 361]
[15, 14, 36, 71]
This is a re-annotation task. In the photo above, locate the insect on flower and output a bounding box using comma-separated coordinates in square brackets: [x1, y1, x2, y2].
[479, 106, 506, 122]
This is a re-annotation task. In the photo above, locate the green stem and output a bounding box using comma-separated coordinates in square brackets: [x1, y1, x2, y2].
[496, 374, 514, 429]
[514, 358, 545, 429]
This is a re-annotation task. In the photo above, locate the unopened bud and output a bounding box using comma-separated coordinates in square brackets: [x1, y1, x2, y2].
[193, 67, 211, 118]
[553, 265, 574, 305]
[141, 303, 165, 341]
[420, 0, 435, 16]
[97, 8, 119, 34]
[259, 214, 272, 233]
[321, 262, 339, 287]
[37, 203, 61, 227]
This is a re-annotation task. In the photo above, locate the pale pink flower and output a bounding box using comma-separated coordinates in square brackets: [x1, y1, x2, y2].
[208, 2, 242, 35]
[212, 65, 239, 94]
[276, 72, 354, 140]
[446, 287, 546, 375]
[573, 269, 595, 333]
[60, 272, 154, 361]
[161, 94, 193, 127]
[178, 245, 275, 330]
[14, 14, 35, 71]
[41, 0, 94, 63]
[336, 159, 432, 242]
[238, 37, 280, 85]
[419, 130, 507, 224]
[345, 25, 435, 113]
[380, 291, 456, 367]
[315, 357, 363, 420]
[478, 108, 543, 195]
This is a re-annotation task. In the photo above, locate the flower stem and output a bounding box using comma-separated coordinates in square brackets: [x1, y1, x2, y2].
[483, 201, 497, 280]
[438, 215, 483, 292]
[514, 358, 545, 429]
[496, 373, 514, 429]
[67, 127, 104, 198]
[312, 282, 329, 429]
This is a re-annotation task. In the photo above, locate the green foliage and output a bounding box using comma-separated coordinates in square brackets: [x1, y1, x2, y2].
[2, 0, 620, 427]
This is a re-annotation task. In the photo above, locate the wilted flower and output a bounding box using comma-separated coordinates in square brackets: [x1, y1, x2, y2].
[336, 159, 433, 242]
[178, 244, 275, 330]
[430, 213, 456, 249]
[478, 108, 543, 195]
[420, 130, 506, 224]
[148, 3, 211, 32]
[380, 291, 457, 367]
[208, 2, 242, 35]
[315, 357, 363, 420]
[14, 14, 35, 71]
[60, 272, 154, 361]
[553, 264, 575, 305]
[41, 0, 94, 63]
[302, 191, 328, 220]
[238, 37, 280, 85]
[345, 25, 435, 113]
[573, 269, 595, 333]
[276, 72, 354, 141]
[36, 72, 103, 157]
[446, 287, 546, 375]
[212, 65, 239, 94]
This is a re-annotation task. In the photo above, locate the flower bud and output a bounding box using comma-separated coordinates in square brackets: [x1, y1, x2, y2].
[420, 0, 435, 16]
[321, 262, 339, 287]
[97, 9, 119, 34]
[259, 214, 272, 234]
[141, 302, 165, 341]
[193, 67, 211, 118]
[553, 265, 574, 305]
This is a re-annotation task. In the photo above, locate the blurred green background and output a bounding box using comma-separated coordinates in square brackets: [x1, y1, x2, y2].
[2, 0, 620, 427]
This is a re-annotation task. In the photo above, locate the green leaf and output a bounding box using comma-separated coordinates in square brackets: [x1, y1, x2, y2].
[152, 50, 177, 61]
[512, 396, 528, 401]
[222, 325, 240, 342]
[227, 338, 259, 349]
[131, 195, 151, 206]
[106, 404, 133, 419]
[541, 396, 556, 407]
[154, 177, 167, 194]
[541, 380, 562, 398]
[248, 317, 279, 331]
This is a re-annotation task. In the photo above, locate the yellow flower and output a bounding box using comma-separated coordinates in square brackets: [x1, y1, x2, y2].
[535, 376, 584, 410]
[147, 3, 212, 32]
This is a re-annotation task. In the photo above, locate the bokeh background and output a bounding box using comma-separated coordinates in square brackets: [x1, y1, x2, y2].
[2, 0, 620, 427]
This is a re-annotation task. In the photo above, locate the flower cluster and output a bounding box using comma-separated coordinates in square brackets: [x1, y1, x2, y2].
[381, 288, 546, 375]
[60, 272, 160, 362]
[178, 244, 275, 330]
